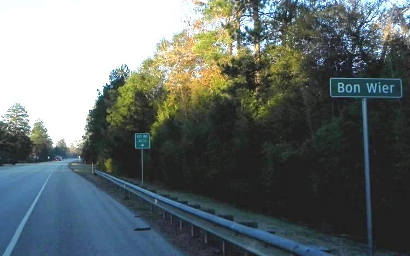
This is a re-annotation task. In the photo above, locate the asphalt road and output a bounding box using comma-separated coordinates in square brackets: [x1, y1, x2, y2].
[0, 160, 185, 256]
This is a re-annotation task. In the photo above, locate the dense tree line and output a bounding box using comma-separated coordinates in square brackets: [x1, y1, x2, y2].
[0, 103, 76, 163]
[0, 103, 32, 163]
[82, 0, 409, 250]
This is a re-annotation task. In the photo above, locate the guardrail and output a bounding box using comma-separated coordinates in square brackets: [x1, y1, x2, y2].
[95, 170, 333, 256]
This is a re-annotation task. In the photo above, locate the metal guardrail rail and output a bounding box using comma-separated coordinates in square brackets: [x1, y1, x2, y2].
[95, 170, 333, 256]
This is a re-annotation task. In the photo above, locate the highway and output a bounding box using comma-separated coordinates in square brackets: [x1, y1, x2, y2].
[0, 160, 185, 256]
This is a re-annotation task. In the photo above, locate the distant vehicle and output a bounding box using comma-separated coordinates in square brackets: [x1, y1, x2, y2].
[55, 156, 63, 161]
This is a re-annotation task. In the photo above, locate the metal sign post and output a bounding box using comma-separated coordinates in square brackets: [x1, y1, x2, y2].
[330, 78, 402, 256]
[135, 133, 150, 186]
[361, 98, 373, 256]
[141, 149, 144, 186]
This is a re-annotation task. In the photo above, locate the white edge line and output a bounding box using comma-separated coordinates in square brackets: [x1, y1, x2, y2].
[2, 171, 53, 256]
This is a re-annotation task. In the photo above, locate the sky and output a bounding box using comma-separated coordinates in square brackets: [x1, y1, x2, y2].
[0, 0, 193, 146]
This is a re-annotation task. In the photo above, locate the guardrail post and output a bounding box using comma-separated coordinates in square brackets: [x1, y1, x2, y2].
[244, 251, 253, 256]
[123, 184, 130, 200]
[178, 219, 183, 231]
[204, 231, 208, 244]
[190, 224, 198, 237]
[222, 240, 226, 256]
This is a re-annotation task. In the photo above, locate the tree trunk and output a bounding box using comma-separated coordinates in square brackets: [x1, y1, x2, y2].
[250, 0, 262, 89]
[234, 0, 244, 52]
[301, 87, 314, 139]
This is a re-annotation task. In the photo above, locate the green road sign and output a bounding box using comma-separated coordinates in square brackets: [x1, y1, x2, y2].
[135, 133, 150, 149]
[330, 78, 402, 98]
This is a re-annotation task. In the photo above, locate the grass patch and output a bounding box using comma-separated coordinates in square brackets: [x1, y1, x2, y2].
[119, 176, 399, 256]
[69, 162, 93, 174]
[68, 162, 399, 255]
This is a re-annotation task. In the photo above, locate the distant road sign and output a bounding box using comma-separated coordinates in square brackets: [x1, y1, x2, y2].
[330, 78, 402, 98]
[135, 133, 150, 149]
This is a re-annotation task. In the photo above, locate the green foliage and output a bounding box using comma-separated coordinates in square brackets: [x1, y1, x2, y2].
[82, 65, 130, 167]
[30, 120, 53, 161]
[0, 121, 13, 164]
[107, 60, 163, 131]
[53, 139, 69, 158]
[81, 0, 410, 251]
[104, 158, 114, 173]
[1, 103, 32, 162]
[194, 31, 229, 63]
[265, 46, 307, 91]
[3, 103, 31, 136]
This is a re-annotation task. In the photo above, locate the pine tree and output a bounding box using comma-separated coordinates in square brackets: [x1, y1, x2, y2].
[30, 120, 53, 161]
[2, 103, 32, 161]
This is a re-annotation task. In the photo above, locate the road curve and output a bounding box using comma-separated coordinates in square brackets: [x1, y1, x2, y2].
[0, 160, 185, 256]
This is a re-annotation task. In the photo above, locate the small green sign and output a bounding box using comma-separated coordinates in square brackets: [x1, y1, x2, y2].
[135, 133, 150, 149]
[330, 78, 402, 98]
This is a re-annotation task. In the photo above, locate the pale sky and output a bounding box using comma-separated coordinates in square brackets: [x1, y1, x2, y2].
[0, 0, 192, 146]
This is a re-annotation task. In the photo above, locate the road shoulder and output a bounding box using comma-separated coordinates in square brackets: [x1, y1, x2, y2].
[69, 162, 220, 256]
